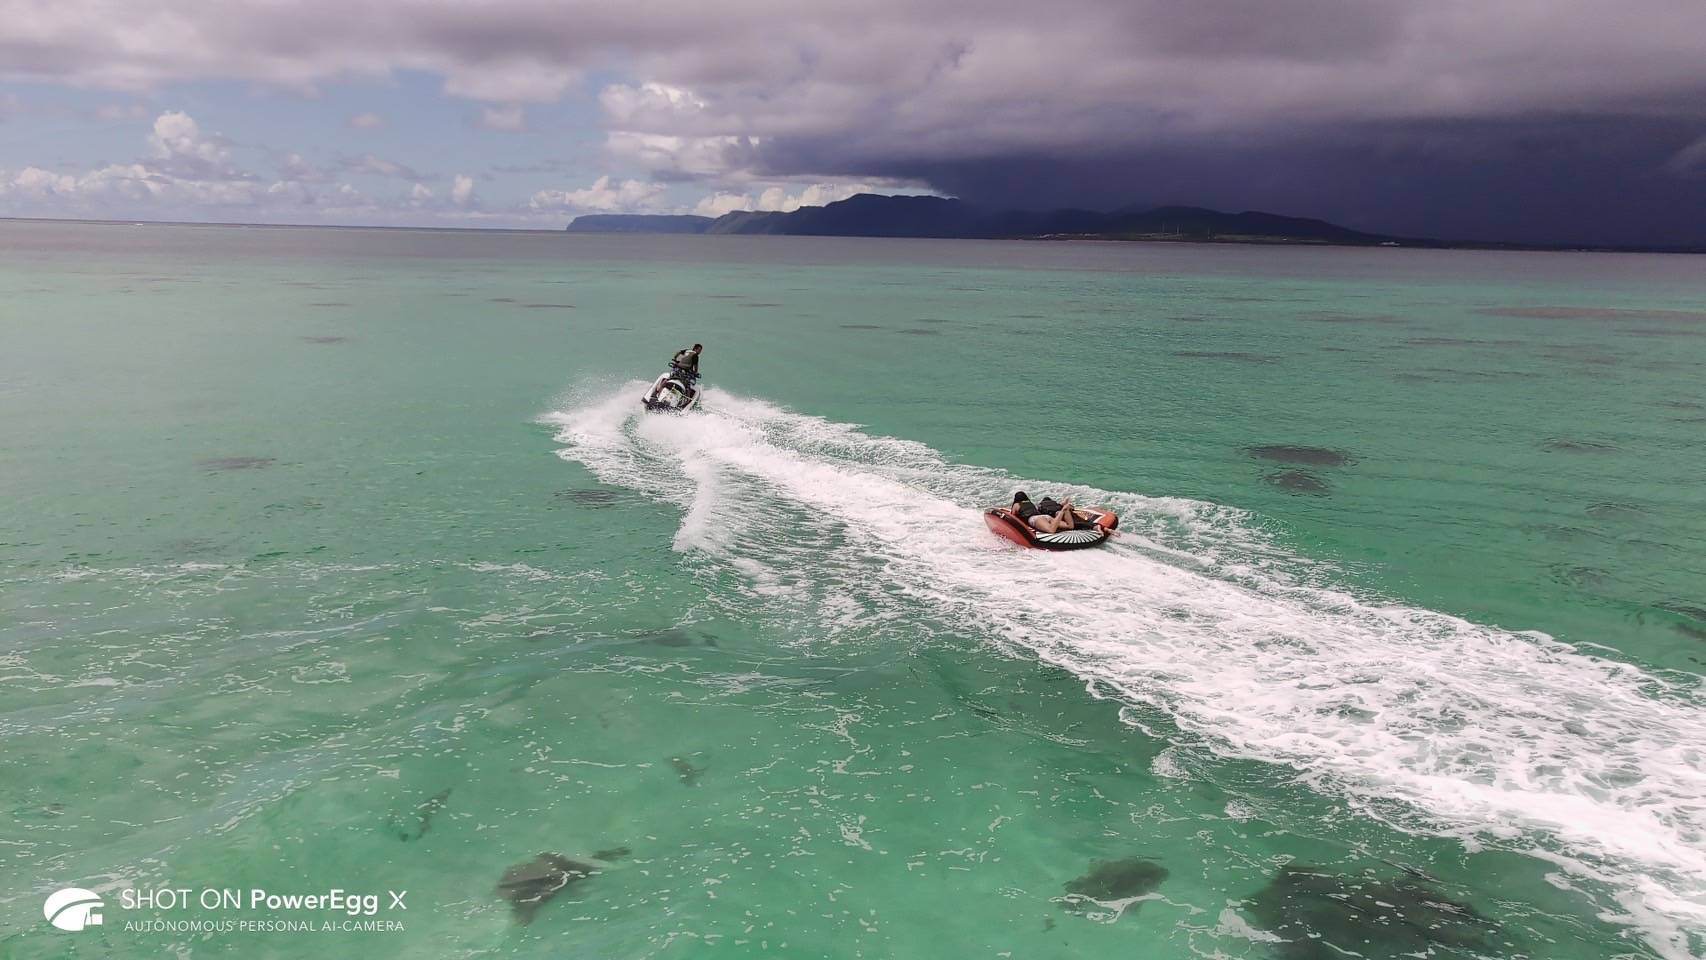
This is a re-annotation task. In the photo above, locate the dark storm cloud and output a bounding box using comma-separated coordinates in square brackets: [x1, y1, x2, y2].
[3, 0, 1705, 241]
[786, 114, 1706, 245]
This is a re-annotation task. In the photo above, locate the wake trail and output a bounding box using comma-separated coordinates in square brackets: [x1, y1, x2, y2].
[544, 383, 1706, 957]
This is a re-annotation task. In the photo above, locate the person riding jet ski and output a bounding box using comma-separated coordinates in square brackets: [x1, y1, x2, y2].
[670, 344, 703, 384]
[642, 343, 704, 412]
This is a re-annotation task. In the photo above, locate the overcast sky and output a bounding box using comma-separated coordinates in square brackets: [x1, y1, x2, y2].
[2, 0, 1704, 243]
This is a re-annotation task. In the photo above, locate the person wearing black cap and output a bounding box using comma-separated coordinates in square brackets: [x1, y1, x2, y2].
[670, 343, 703, 383]
[1010, 491, 1077, 533]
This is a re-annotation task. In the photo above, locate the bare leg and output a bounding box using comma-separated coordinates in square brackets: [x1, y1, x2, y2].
[1029, 514, 1058, 533]
[1053, 500, 1076, 529]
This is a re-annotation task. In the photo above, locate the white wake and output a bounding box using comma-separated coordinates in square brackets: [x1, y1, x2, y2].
[544, 382, 1706, 957]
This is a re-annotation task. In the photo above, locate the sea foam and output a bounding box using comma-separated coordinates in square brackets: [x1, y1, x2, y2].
[543, 384, 1706, 957]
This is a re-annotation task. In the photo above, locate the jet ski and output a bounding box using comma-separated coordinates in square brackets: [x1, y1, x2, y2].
[984, 505, 1118, 550]
[641, 369, 700, 412]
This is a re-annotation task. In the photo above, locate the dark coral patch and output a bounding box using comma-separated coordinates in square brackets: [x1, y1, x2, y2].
[496, 853, 596, 925]
[1265, 470, 1330, 495]
[1247, 445, 1352, 467]
[670, 756, 706, 786]
[643, 627, 717, 648]
[1060, 857, 1168, 919]
[1247, 866, 1495, 960]
[386, 788, 450, 842]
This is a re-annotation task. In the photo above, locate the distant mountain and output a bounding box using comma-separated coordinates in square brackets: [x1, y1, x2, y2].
[564, 194, 1403, 245]
[565, 214, 713, 234]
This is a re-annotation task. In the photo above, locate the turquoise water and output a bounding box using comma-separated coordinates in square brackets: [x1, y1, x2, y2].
[2, 221, 1704, 958]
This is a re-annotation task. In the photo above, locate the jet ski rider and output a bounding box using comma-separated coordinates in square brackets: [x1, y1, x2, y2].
[670, 344, 703, 383]
[1010, 491, 1078, 534]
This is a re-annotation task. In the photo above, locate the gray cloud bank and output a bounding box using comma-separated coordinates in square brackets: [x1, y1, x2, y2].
[3, 0, 1705, 242]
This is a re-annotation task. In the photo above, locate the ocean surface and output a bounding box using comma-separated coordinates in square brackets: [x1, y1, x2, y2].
[2, 220, 1704, 959]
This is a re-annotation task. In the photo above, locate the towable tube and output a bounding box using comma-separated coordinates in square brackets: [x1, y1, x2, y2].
[984, 507, 1118, 551]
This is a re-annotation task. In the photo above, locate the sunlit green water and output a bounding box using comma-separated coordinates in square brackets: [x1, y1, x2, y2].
[2, 221, 1703, 958]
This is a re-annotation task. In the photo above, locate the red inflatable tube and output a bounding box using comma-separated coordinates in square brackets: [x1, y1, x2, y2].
[983, 507, 1119, 551]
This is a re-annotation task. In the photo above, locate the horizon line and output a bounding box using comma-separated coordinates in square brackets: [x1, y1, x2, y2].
[2, 214, 1702, 256]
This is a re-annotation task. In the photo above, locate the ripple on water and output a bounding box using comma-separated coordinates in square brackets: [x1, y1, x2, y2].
[554, 488, 625, 507]
[1296, 311, 1404, 324]
[1175, 350, 1277, 362]
[1584, 502, 1648, 522]
[1541, 438, 1619, 454]
[1478, 306, 1706, 322]
[1549, 564, 1611, 590]
[199, 456, 277, 471]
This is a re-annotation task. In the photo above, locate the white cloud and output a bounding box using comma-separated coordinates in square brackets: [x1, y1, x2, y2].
[529, 175, 667, 214]
[2, 110, 310, 214]
[340, 153, 424, 179]
[329, 182, 368, 206]
[2, 166, 77, 198]
[691, 190, 755, 217]
[476, 104, 527, 132]
[347, 112, 384, 129]
[146, 110, 233, 174]
[451, 173, 476, 206]
[599, 82, 709, 126]
[265, 179, 316, 205]
[605, 131, 760, 178]
[1, 157, 263, 208]
[690, 180, 928, 216]
[0, 102, 939, 229]
[278, 152, 329, 182]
